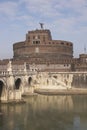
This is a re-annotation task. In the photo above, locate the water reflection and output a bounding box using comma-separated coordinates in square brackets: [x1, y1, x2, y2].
[0, 95, 87, 130]
[73, 116, 80, 130]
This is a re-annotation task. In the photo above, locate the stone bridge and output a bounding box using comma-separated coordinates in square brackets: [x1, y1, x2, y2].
[0, 61, 87, 103]
[0, 70, 37, 102]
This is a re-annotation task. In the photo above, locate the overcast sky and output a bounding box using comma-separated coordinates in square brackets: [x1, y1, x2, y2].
[0, 0, 87, 59]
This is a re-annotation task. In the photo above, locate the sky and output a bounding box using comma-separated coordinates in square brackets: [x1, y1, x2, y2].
[0, 0, 87, 59]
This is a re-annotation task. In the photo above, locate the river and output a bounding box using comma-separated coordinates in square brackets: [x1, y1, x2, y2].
[0, 95, 87, 130]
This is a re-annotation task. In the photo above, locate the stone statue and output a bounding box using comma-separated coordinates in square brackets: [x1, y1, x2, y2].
[39, 23, 44, 29]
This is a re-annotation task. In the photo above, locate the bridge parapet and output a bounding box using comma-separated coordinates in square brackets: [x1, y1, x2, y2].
[49, 71, 87, 75]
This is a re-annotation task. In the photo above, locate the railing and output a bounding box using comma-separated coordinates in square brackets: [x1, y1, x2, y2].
[0, 69, 87, 78]
[0, 70, 37, 77]
[49, 71, 87, 74]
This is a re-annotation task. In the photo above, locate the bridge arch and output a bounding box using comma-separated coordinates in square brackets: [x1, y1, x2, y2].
[28, 77, 32, 86]
[15, 78, 22, 90]
[0, 79, 5, 101]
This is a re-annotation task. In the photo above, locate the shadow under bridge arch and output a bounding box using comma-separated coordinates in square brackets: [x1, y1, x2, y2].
[0, 80, 4, 101]
[28, 77, 33, 86]
[15, 78, 22, 90]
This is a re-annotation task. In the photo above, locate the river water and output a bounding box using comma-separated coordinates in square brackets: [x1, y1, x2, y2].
[0, 95, 87, 130]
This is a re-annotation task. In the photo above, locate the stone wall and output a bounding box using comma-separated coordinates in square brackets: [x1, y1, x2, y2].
[71, 74, 87, 88]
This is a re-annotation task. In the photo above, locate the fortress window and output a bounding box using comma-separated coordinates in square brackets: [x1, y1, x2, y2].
[67, 43, 69, 45]
[33, 40, 40, 44]
[36, 41, 40, 44]
[28, 36, 30, 40]
[43, 36, 45, 42]
[27, 36, 30, 42]
[38, 35, 40, 39]
[33, 41, 35, 44]
[33, 36, 35, 39]
[61, 42, 64, 45]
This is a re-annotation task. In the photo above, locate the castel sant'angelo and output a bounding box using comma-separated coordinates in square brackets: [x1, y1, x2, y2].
[13, 23, 73, 63]
[13, 23, 73, 71]
[1, 23, 87, 71]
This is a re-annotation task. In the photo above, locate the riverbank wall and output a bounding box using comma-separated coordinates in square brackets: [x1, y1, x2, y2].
[34, 88, 87, 95]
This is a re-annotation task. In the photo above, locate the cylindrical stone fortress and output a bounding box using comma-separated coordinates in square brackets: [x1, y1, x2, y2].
[13, 28, 73, 64]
